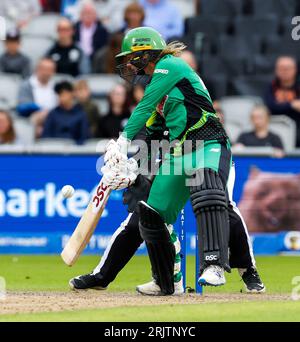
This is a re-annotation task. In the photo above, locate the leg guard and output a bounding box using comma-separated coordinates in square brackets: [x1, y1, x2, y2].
[190, 169, 231, 274]
[138, 201, 175, 295]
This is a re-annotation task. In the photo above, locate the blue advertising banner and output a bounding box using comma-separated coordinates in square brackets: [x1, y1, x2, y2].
[0, 154, 300, 255]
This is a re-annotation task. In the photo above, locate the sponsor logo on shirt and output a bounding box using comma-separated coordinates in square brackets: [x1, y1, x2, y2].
[69, 49, 80, 62]
[154, 68, 169, 74]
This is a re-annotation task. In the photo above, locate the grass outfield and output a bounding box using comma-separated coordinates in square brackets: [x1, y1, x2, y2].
[0, 255, 300, 321]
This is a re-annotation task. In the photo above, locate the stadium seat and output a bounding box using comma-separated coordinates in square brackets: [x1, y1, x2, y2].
[14, 117, 35, 145]
[0, 40, 4, 55]
[269, 115, 297, 152]
[249, 54, 278, 75]
[231, 75, 273, 97]
[200, 55, 245, 78]
[0, 98, 9, 111]
[185, 16, 229, 38]
[79, 74, 120, 98]
[21, 36, 54, 69]
[0, 73, 21, 109]
[53, 74, 75, 84]
[224, 121, 243, 144]
[218, 35, 261, 60]
[22, 14, 61, 39]
[234, 15, 279, 38]
[265, 36, 300, 59]
[219, 96, 263, 128]
[252, 0, 297, 18]
[202, 75, 228, 100]
[200, 0, 243, 17]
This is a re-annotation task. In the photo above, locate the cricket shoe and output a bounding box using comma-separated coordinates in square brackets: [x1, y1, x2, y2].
[69, 273, 107, 291]
[239, 267, 266, 293]
[198, 265, 226, 286]
[136, 279, 184, 296]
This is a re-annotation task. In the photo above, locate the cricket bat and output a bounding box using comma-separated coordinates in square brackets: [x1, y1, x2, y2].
[61, 179, 112, 266]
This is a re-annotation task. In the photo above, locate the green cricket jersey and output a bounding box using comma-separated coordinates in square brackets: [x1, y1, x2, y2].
[123, 54, 227, 144]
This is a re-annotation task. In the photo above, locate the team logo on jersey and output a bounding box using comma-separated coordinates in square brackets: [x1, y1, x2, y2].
[154, 69, 169, 74]
[156, 95, 168, 117]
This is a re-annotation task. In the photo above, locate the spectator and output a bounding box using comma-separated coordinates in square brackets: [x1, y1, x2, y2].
[0, 0, 41, 29]
[0, 30, 31, 78]
[265, 56, 300, 146]
[0, 110, 20, 145]
[139, 0, 184, 40]
[235, 105, 284, 158]
[17, 58, 57, 137]
[123, 2, 145, 33]
[129, 84, 145, 112]
[98, 83, 130, 138]
[74, 79, 100, 137]
[61, 1, 132, 32]
[94, 0, 133, 32]
[46, 17, 90, 76]
[42, 81, 90, 144]
[74, 1, 108, 63]
[104, 2, 145, 73]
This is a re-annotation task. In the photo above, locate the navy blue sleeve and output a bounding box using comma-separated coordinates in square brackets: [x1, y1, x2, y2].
[264, 84, 294, 115]
[42, 110, 56, 138]
[77, 111, 91, 144]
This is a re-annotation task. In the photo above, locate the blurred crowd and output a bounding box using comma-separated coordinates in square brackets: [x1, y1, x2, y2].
[0, 0, 299, 158]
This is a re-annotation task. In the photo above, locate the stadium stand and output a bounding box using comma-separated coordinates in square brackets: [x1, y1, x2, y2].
[200, 0, 243, 17]
[0, 0, 298, 152]
[265, 36, 300, 59]
[220, 96, 263, 128]
[252, 0, 297, 18]
[79, 74, 120, 98]
[231, 75, 274, 97]
[224, 121, 243, 144]
[269, 115, 297, 152]
[20, 36, 54, 69]
[21, 14, 61, 39]
[233, 15, 280, 38]
[0, 73, 21, 109]
[53, 73, 74, 84]
[14, 117, 35, 145]
[185, 16, 230, 38]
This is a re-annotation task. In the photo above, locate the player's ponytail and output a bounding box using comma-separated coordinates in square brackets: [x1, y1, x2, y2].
[160, 41, 187, 57]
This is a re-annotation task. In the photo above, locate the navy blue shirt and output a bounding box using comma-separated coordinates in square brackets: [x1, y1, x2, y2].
[42, 104, 90, 144]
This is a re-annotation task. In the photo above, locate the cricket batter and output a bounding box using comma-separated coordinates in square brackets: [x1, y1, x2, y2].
[70, 27, 265, 295]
